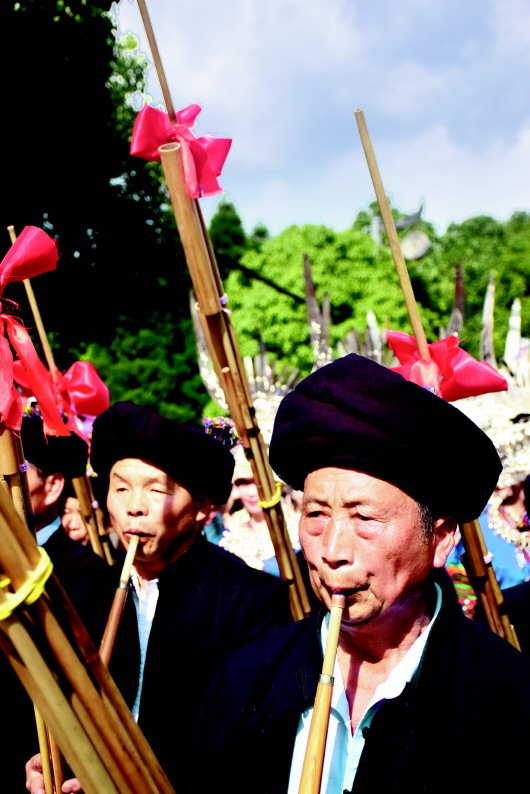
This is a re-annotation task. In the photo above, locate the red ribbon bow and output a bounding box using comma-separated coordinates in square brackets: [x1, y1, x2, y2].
[130, 104, 232, 198]
[0, 227, 68, 435]
[387, 331, 508, 401]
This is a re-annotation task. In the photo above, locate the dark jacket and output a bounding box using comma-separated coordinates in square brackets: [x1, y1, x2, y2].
[82, 534, 292, 789]
[195, 586, 530, 793]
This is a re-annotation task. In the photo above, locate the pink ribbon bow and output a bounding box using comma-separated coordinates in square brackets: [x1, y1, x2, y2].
[0, 227, 68, 435]
[0, 226, 58, 296]
[130, 104, 232, 198]
[14, 359, 109, 419]
[387, 331, 508, 401]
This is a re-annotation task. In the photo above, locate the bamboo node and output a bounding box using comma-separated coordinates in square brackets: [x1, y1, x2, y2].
[258, 481, 282, 509]
[0, 547, 53, 620]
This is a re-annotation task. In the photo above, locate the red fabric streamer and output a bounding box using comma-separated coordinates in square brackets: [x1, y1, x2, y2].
[13, 360, 110, 427]
[387, 331, 508, 402]
[130, 104, 232, 198]
[0, 226, 66, 434]
[0, 226, 58, 296]
[1, 314, 68, 435]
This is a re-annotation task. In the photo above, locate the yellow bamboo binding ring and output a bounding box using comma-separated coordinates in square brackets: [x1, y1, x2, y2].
[258, 481, 282, 509]
[0, 547, 53, 620]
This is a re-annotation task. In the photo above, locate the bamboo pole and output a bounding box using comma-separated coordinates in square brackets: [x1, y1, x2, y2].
[71, 474, 106, 559]
[298, 594, 345, 794]
[159, 142, 311, 620]
[353, 110, 430, 361]
[34, 708, 58, 794]
[99, 536, 138, 666]
[133, 0, 310, 619]
[0, 484, 176, 794]
[0, 421, 34, 531]
[353, 107, 519, 649]
[459, 519, 520, 648]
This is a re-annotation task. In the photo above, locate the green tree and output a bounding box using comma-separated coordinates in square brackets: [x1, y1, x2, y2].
[208, 198, 248, 280]
[224, 221, 450, 375]
[1, 1, 209, 419]
[439, 213, 530, 359]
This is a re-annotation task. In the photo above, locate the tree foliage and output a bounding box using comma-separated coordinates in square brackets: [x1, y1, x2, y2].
[221, 204, 530, 377]
[1, 1, 209, 421]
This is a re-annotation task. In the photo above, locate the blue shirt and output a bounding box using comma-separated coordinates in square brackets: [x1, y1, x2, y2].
[36, 516, 62, 546]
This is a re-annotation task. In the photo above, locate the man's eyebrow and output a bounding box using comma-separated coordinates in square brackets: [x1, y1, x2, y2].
[110, 470, 169, 486]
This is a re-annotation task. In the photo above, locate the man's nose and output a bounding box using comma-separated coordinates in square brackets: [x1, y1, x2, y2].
[126, 490, 148, 515]
[322, 517, 354, 568]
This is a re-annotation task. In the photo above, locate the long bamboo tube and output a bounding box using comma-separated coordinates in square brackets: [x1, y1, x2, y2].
[0, 483, 175, 794]
[354, 110, 431, 361]
[100, 536, 139, 666]
[353, 108, 519, 649]
[34, 708, 57, 794]
[71, 474, 106, 559]
[133, 0, 310, 620]
[460, 519, 520, 648]
[159, 142, 311, 620]
[298, 594, 345, 794]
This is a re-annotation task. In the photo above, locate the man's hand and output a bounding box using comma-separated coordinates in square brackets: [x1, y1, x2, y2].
[25, 753, 83, 793]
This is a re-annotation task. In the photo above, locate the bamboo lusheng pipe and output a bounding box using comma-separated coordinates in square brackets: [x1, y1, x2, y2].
[298, 594, 345, 794]
[159, 142, 311, 621]
[34, 708, 58, 794]
[71, 474, 106, 559]
[35, 707, 64, 794]
[0, 422, 34, 532]
[84, 473, 115, 565]
[352, 109, 518, 646]
[353, 109, 431, 362]
[7, 225, 58, 382]
[459, 519, 520, 649]
[0, 487, 175, 794]
[100, 536, 139, 666]
[136, 0, 176, 123]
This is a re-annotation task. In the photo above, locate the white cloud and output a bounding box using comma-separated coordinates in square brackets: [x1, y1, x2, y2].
[111, 0, 530, 236]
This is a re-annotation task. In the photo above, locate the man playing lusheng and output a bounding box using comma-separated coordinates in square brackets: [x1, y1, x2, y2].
[26, 401, 292, 793]
[195, 354, 530, 794]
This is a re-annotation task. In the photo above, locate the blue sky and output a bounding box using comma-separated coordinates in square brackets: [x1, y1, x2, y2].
[110, 0, 530, 237]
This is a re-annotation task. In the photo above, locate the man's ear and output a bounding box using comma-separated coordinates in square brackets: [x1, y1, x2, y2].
[432, 515, 457, 568]
[195, 497, 213, 524]
[43, 473, 65, 507]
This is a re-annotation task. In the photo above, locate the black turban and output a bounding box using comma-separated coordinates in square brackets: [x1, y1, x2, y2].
[90, 401, 235, 506]
[269, 354, 502, 522]
[21, 415, 89, 480]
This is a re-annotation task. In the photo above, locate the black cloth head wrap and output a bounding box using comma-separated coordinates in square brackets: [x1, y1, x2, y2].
[90, 401, 235, 506]
[21, 415, 88, 479]
[269, 354, 502, 522]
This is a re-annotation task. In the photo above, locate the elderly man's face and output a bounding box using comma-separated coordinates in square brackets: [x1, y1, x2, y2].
[300, 468, 454, 627]
[107, 458, 209, 577]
